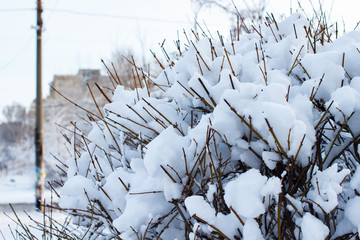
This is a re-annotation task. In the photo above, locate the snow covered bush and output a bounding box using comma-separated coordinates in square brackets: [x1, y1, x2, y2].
[58, 14, 360, 239]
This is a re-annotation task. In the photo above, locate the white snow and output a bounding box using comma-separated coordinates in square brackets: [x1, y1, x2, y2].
[0, 170, 58, 205]
[344, 197, 360, 233]
[243, 218, 264, 240]
[350, 166, 360, 192]
[47, 13, 360, 239]
[224, 169, 274, 218]
[301, 212, 329, 240]
[0, 169, 63, 239]
[307, 164, 350, 214]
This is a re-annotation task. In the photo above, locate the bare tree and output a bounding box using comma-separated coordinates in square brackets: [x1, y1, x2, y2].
[0, 103, 32, 145]
[0, 103, 33, 174]
[2, 103, 26, 123]
[191, 0, 267, 34]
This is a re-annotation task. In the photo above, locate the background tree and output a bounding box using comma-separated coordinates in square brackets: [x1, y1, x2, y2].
[0, 103, 33, 174]
[0, 103, 32, 145]
[191, 0, 266, 34]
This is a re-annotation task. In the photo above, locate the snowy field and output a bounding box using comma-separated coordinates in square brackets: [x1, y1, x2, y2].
[0, 170, 58, 205]
[0, 170, 63, 239]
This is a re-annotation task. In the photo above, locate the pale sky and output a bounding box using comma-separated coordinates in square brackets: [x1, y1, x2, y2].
[0, 0, 359, 114]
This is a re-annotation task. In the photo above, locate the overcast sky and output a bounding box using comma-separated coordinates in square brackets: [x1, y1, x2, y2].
[0, 0, 359, 114]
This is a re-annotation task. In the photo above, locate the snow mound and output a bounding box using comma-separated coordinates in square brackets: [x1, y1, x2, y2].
[58, 14, 360, 239]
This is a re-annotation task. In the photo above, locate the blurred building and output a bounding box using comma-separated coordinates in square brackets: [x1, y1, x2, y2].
[50, 69, 110, 99]
[41, 69, 113, 176]
[1, 69, 116, 177]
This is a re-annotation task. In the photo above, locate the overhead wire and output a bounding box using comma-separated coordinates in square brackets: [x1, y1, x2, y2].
[0, 7, 192, 24]
[0, 7, 35, 70]
[44, 8, 190, 24]
[0, 6, 193, 71]
[0, 33, 35, 71]
[0, 8, 34, 12]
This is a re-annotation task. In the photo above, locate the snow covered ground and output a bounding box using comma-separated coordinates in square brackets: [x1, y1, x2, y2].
[0, 169, 62, 239]
[0, 209, 68, 239]
[0, 170, 58, 205]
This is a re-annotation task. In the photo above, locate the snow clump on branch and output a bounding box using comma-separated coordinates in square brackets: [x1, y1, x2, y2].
[59, 13, 360, 239]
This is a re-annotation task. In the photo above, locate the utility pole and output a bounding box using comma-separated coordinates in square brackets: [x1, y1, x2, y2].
[35, 0, 45, 212]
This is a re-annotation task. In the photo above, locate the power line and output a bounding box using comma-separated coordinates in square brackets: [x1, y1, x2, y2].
[44, 8, 190, 24]
[0, 7, 188, 24]
[0, 7, 191, 25]
[0, 34, 34, 71]
[45, 37, 113, 45]
[45, 0, 61, 24]
[0, 8, 34, 12]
